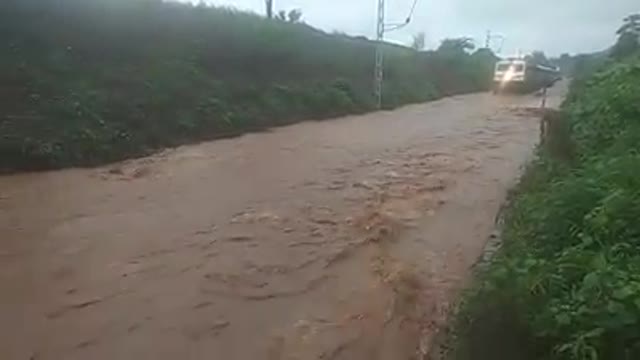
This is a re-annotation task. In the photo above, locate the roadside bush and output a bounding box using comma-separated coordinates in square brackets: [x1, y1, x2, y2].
[451, 56, 640, 360]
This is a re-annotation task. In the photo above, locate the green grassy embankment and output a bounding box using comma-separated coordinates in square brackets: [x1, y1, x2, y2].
[0, 0, 496, 171]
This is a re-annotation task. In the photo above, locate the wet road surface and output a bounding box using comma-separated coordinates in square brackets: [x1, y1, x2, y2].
[0, 85, 565, 359]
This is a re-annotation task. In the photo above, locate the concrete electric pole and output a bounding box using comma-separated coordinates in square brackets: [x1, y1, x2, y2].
[374, 0, 385, 109]
[374, 0, 418, 109]
[485, 30, 505, 53]
[265, 0, 273, 18]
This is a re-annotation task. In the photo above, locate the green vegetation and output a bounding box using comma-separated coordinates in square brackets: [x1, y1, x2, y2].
[611, 14, 640, 60]
[0, 0, 496, 172]
[449, 16, 640, 360]
[555, 15, 639, 81]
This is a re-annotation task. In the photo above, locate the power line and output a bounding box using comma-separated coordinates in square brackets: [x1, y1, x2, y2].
[407, 0, 419, 22]
[383, 0, 419, 32]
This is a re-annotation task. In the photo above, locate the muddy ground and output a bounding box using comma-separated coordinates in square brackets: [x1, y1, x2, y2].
[0, 85, 565, 360]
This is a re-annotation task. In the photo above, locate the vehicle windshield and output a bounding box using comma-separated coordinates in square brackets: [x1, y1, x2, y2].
[496, 63, 525, 72]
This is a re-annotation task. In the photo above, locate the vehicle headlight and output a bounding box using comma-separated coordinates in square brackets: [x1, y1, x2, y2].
[502, 69, 515, 82]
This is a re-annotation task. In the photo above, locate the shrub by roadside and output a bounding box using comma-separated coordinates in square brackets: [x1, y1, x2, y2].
[447, 56, 640, 360]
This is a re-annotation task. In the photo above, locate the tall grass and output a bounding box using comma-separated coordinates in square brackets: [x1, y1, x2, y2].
[0, 0, 496, 171]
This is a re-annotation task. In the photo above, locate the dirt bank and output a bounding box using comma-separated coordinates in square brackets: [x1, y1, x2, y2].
[0, 86, 565, 360]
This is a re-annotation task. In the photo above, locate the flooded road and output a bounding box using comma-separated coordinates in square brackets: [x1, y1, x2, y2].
[1, 85, 565, 360]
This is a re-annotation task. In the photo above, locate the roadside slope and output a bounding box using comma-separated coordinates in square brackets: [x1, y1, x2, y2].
[1, 0, 496, 171]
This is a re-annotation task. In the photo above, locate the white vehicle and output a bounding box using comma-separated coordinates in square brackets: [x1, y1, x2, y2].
[493, 58, 560, 93]
[494, 59, 526, 84]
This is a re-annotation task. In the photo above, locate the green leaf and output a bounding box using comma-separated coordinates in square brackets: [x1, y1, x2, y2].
[555, 313, 571, 326]
[583, 273, 600, 289]
[612, 286, 635, 300]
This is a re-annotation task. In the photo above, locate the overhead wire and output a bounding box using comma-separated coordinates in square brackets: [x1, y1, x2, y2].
[406, 0, 419, 23]
[383, 0, 420, 33]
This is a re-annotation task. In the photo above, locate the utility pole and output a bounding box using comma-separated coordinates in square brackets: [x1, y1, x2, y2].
[485, 30, 505, 53]
[374, 0, 385, 109]
[265, 0, 273, 18]
[485, 30, 491, 49]
[373, 0, 418, 108]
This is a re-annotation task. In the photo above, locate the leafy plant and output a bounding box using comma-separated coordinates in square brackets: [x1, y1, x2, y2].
[452, 55, 640, 360]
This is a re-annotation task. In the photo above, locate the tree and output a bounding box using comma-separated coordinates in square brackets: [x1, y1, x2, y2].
[554, 53, 573, 74]
[287, 9, 302, 23]
[411, 32, 425, 51]
[265, 0, 273, 18]
[617, 13, 640, 36]
[471, 48, 498, 63]
[611, 13, 640, 59]
[527, 50, 550, 66]
[611, 32, 639, 59]
[437, 37, 475, 54]
[470, 48, 499, 86]
[274, 9, 302, 23]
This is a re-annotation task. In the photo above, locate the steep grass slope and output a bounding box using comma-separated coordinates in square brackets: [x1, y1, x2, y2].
[0, 0, 495, 171]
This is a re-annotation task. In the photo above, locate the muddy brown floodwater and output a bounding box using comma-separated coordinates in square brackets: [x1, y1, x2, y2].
[0, 85, 565, 360]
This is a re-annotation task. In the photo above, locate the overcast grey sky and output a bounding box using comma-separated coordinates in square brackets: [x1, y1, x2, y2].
[197, 0, 638, 55]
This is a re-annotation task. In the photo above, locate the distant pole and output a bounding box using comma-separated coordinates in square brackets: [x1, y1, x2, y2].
[485, 31, 505, 54]
[496, 36, 505, 54]
[374, 0, 385, 109]
[265, 0, 273, 18]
